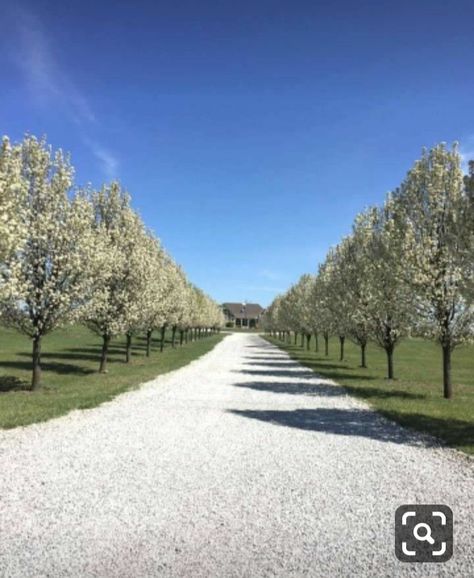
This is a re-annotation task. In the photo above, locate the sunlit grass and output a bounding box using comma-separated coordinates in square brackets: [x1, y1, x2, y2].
[0, 325, 223, 429]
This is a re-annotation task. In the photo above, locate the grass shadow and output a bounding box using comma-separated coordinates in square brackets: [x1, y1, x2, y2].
[0, 360, 95, 376]
[18, 351, 122, 364]
[378, 411, 474, 450]
[0, 375, 30, 392]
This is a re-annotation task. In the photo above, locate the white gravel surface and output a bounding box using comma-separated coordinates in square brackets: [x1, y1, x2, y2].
[0, 333, 472, 577]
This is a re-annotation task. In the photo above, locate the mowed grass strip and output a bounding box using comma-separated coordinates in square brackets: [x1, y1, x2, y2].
[0, 326, 223, 429]
[266, 336, 474, 455]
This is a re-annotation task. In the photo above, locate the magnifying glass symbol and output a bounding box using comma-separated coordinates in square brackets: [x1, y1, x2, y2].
[413, 523, 435, 545]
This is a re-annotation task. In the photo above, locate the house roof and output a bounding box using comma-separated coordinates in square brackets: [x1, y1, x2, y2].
[222, 302, 264, 318]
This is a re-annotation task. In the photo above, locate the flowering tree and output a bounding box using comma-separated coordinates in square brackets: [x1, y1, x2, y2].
[139, 237, 168, 356]
[0, 137, 27, 299]
[320, 246, 351, 361]
[355, 203, 414, 378]
[82, 182, 147, 371]
[292, 274, 316, 349]
[1, 136, 95, 389]
[265, 143, 473, 398]
[336, 231, 374, 368]
[462, 161, 474, 302]
[311, 262, 336, 356]
[398, 144, 473, 398]
[120, 218, 155, 363]
[166, 264, 189, 348]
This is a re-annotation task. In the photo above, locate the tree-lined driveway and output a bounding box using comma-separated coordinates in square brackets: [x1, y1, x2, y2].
[0, 333, 472, 577]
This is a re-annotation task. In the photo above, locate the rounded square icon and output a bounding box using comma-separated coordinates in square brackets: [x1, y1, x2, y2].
[395, 504, 453, 563]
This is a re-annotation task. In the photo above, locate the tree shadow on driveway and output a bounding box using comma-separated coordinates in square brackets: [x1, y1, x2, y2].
[233, 379, 424, 400]
[236, 367, 376, 381]
[236, 368, 321, 379]
[228, 407, 438, 447]
[233, 379, 346, 397]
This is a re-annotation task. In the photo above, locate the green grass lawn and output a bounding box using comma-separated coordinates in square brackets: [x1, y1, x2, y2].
[266, 335, 474, 455]
[0, 326, 223, 429]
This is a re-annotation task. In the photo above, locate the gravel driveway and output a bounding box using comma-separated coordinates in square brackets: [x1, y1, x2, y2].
[0, 333, 472, 577]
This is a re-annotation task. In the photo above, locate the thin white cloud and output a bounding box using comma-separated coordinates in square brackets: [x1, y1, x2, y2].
[83, 138, 119, 180]
[14, 7, 95, 124]
[10, 4, 117, 179]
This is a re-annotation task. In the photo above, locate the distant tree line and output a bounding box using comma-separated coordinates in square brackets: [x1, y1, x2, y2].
[263, 144, 474, 399]
[0, 135, 224, 389]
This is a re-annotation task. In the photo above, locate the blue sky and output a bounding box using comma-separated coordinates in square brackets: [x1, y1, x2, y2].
[1, 0, 474, 306]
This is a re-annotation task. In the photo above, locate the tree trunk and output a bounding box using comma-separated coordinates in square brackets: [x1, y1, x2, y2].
[125, 332, 132, 363]
[180, 330, 184, 346]
[185, 329, 189, 344]
[160, 325, 166, 352]
[339, 335, 345, 361]
[99, 334, 110, 373]
[386, 346, 394, 379]
[306, 334, 311, 350]
[171, 325, 177, 348]
[315, 332, 319, 352]
[360, 343, 367, 368]
[294, 332, 298, 345]
[31, 334, 42, 390]
[442, 344, 452, 399]
[300, 333, 304, 348]
[146, 329, 153, 357]
[324, 332, 329, 356]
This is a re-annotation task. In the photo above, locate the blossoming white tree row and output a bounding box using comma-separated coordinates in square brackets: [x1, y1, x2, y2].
[0, 135, 224, 389]
[263, 144, 474, 399]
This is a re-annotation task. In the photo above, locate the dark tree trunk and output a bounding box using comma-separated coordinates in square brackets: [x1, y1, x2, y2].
[294, 332, 298, 345]
[315, 332, 319, 352]
[125, 332, 132, 363]
[171, 325, 177, 348]
[300, 333, 304, 348]
[386, 346, 394, 379]
[185, 329, 189, 344]
[306, 334, 311, 350]
[99, 334, 110, 373]
[339, 335, 345, 361]
[360, 343, 367, 368]
[160, 326, 166, 352]
[146, 329, 153, 357]
[324, 332, 329, 356]
[180, 330, 184, 346]
[442, 344, 452, 399]
[31, 334, 42, 390]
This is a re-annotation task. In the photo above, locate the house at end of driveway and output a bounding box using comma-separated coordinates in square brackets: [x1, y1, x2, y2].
[222, 302, 265, 328]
